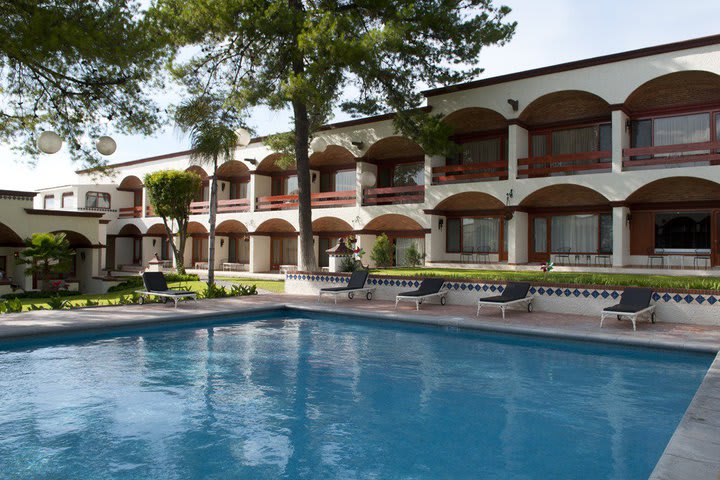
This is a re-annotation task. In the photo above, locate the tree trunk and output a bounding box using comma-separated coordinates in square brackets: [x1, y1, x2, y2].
[163, 217, 185, 274]
[207, 156, 218, 285]
[293, 99, 317, 272]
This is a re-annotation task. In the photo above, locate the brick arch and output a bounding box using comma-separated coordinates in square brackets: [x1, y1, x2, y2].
[118, 175, 143, 191]
[255, 218, 296, 233]
[187, 222, 208, 235]
[519, 90, 611, 127]
[51, 230, 92, 248]
[363, 136, 424, 162]
[217, 160, 249, 180]
[0, 222, 24, 247]
[216, 220, 248, 235]
[312, 217, 353, 233]
[117, 224, 142, 237]
[362, 214, 425, 233]
[310, 145, 355, 168]
[185, 165, 209, 180]
[625, 71, 720, 114]
[146, 224, 168, 236]
[434, 192, 505, 212]
[626, 177, 720, 204]
[443, 107, 507, 136]
[520, 184, 610, 208]
[256, 153, 294, 174]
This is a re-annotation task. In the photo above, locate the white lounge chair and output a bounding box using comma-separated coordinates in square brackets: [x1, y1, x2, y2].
[136, 272, 198, 308]
[394, 278, 447, 310]
[600, 287, 656, 331]
[476, 282, 533, 320]
[318, 271, 376, 304]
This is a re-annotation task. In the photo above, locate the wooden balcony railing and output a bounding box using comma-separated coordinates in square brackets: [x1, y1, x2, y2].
[190, 201, 209, 215]
[145, 205, 155, 217]
[518, 151, 611, 177]
[623, 141, 720, 169]
[119, 206, 142, 218]
[432, 161, 509, 184]
[218, 198, 250, 213]
[362, 185, 425, 205]
[256, 191, 356, 211]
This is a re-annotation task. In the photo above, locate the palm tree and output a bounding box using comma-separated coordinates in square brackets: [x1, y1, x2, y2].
[18, 232, 75, 292]
[175, 96, 240, 286]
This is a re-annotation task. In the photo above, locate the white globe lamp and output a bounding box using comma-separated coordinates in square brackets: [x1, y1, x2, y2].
[310, 136, 328, 153]
[37, 131, 63, 154]
[236, 127, 251, 147]
[95, 136, 117, 156]
[359, 170, 377, 188]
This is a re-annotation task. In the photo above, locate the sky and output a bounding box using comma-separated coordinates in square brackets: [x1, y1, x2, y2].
[2, 0, 719, 192]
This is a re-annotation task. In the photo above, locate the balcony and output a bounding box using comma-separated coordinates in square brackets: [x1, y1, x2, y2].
[623, 141, 720, 169]
[190, 201, 209, 215]
[363, 185, 425, 205]
[432, 161, 509, 185]
[518, 151, 611, 178]
[218, 198, 250, 213]
[256, 191, 356, 211]
[118, 206, 142, 218]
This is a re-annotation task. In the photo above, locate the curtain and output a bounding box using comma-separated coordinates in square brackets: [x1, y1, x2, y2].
[654, 113, 710, 146]
[284, 238, 298, 264]
[552, 126, 598, 155]
[447, 218, 461, 252]
[238, 238, 250, 263]
[463, 218, 499, 252]
[534, 218, 547, 253]
[551, 215, 598, 252]
[531, 135, 547, 157]
[461, 138, 501, 164]
[335, 170, 355, 191]
[396, 237, 425, 266]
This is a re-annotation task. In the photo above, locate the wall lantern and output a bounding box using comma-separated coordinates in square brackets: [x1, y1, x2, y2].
[626, 213, 632, 226]
[351, 140, 365, 150]
[506, 189, 514, 205]
[80, 251, 86, 262]
[220, 239, 225, 247]
[507, 99, 519, 112]
[221, 182, 226, 192]
[438, 218, 444, 231]
[152, 239, 157, 247]
[625, 119, 632, 132]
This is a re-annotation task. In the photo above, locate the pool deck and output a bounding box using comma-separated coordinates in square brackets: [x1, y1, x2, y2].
[0, 294, 719, 479]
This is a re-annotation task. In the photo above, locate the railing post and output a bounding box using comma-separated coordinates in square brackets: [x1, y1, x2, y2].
[508, 123, 527, 181]
[611, 108, 629, 174]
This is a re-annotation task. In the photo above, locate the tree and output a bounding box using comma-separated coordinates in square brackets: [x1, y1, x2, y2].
[152, 0, 516, 271]
[144, 170, 202, 274]
[17, 232, 74, 291]
[370, 234, 394, 268]
[1, 0, 169, 168]
[174, 96, 241, 286]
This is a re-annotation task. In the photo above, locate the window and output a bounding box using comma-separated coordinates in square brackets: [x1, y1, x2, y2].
[229, 181, 248, 199]
[448, 137, 504, 166]
[86, 191, 111, 209]
[0, 256, 6, 277]
[531, 124, 611, 157]
[393, 163, 424, 186]
[193, 237, 208, 262]
[61, 192, 75, 209]
[631, 112, 716, 158]
[395, 238, 425, 267]
[534, 218, 547, 253]
[160, 237, 171, 261]
[446, 217, 500, 253]
[272, 237, 297, 266]
[533, 213, 612, 254]
[655, 212, 710, 251]
[43, 195, 55, 209]
[286, 176, 299, 195]
[228, 237, 249, 263]
[334, 170, 355, 191]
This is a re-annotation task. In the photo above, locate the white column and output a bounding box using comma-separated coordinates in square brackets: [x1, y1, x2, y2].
[507, 211, 528, 264]
[356, 161, 377, 207]
[612, 206, 631, 267]
[141, 188, 147, 218]
[611, 109, 629, 174]
[424, 155, 444, 186]
[508, 123, 528, 181]
[249, 236, 270, 273]
[426, 214, 445, 264]
[357, 234, 377, 268]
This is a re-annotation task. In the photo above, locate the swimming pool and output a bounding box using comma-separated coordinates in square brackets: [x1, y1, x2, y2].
[0, 309, 712, 479]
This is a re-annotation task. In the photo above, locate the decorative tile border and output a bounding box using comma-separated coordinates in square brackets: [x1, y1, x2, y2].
[287, 273, 718, 306]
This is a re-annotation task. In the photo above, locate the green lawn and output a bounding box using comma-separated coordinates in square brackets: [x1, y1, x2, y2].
[216, 278, 285, 293]
[370, 268, 720, 291]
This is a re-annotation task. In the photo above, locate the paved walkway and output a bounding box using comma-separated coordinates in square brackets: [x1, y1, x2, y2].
[0, 294, 718, 479]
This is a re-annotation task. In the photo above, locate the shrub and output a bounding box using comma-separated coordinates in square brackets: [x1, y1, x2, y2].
[230, 284, 258, 296]
[340, 256, 363, 272]
[2, 290, 81, 300]
[404, 243, 425, 267]
[370, 234, 394, 268]
[83, 299, 100, 307]
[0, 298, 23, 313]
[107, 273, 199, 292]
[46, 296, 69, 310]
[201, 283, 229, 299]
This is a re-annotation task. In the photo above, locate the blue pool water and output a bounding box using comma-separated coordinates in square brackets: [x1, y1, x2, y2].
[0, 310, 712, 479]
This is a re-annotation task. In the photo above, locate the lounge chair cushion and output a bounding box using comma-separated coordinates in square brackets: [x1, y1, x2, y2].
[320, 286, 354, 293]
[398, 278, 445, 297]
[163, 289, 196, 296]
[619, 287, 653, 307]
[501, 282, 531, 300]
[143, 272, 169, 292]
[479, 295, 517, 303]
[320, 271, 369, 293]
[603, 304, 650, 314]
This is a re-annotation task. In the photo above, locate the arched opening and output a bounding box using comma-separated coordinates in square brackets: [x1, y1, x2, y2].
[519, 90, 612, 178]
[624, 71, 720, 170]
[118, 175, 144, 216]
[43, 230, 93, 287]
[186, 221, 209, 268]
[310, 146, 357, 199]
[0, 222, 24, 247]
[216, 220, 249, 268]
[255, 154, 298, 206]
[361, 214, 427, 267]
[185, 166, 209, 203]
[255, 219, 297, 271]
[146, 223, 173, 265]
[114, 224, 143, 265]
[0, 223, 24, 284]
[217, 161, 250, 210]
[312, 217, 354, 269]
[521, 185, 612, 264]
[432, 192, 508, 262]
[362, 137, 425, 205]
[625, 177, 720, 266]
[436, 108, 509, 184]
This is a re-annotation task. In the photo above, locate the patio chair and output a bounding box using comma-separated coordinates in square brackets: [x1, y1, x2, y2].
[647, 248, 664, 268]
[693, 249, 711, 269]
[394, 278, 447, 311]
[599, 287, 655, 331]
[136, 272, 198, 308]
[317, 270, 375, 304]
[476, 282, 533, 320]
